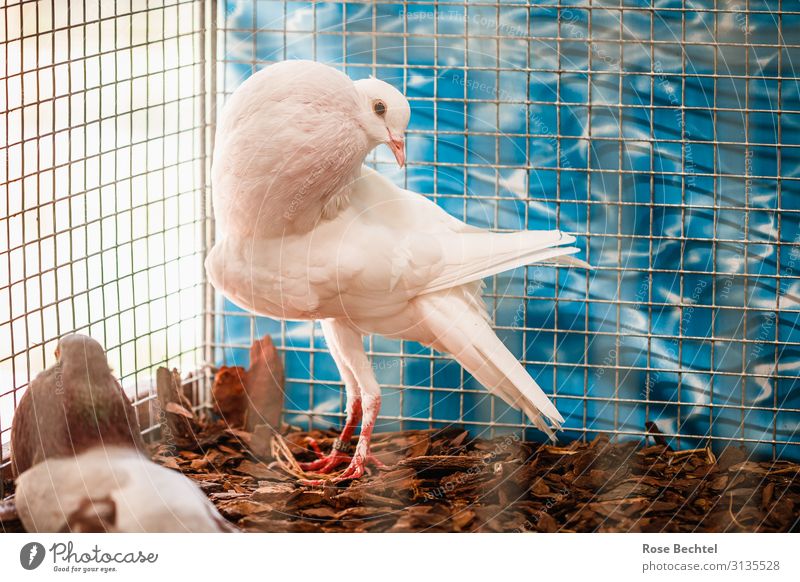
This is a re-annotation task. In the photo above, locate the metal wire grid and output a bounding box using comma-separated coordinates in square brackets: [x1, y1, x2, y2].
[213, 1, 800, 460]
[0, 0, 797, 475]
[0, 0, 211, 469]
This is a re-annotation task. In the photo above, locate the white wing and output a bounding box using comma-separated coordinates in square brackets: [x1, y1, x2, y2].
[208, 166, 585, 322]
[15, 447, 229, 533]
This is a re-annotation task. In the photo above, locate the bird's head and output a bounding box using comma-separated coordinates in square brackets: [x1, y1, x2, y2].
[55, 334, 107, 366]
[353, 77, 410, 167]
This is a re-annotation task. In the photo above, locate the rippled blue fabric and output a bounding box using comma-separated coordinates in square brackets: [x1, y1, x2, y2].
[216, 1, 799, 460]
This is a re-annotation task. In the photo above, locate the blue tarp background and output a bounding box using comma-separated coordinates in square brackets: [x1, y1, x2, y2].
[215, 1, 799, 460]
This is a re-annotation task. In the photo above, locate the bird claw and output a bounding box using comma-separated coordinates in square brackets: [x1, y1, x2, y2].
[334, 458, 366, 481]
[298, 449, 351, 473]
[302, 436, 325, 458]
[298, 444, 389, 486]
[299, 456, 367, 486]
[298, 436, 355, 473]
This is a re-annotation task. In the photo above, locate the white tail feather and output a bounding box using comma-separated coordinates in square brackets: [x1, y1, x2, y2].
[546, 254, 593, 270]
[417, 293, 563, 441]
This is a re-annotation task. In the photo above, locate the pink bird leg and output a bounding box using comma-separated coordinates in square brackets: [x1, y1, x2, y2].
[299, 397, 387, 484]
[298, 320, 389, 485]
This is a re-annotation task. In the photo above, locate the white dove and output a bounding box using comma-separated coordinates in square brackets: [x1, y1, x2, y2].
[206, 60, 589, 482]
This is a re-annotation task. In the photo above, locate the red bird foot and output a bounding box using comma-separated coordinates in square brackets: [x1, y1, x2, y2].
[299, 437, 387, 485]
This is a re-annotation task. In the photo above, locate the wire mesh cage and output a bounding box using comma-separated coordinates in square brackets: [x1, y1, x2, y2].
[0, 0, 212, 462]
[1, 0, 799, 483]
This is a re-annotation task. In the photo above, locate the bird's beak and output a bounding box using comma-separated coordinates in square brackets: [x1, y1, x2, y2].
[388, 133, 405, 167]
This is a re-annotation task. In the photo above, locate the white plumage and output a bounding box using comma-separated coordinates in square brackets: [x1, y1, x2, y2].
[15, 446, 232, 533]
[207, 60, 589, 481]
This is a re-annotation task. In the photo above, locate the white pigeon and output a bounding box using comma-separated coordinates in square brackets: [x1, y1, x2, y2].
[206, 60, 589, 482]
[15, 446, 234, 532]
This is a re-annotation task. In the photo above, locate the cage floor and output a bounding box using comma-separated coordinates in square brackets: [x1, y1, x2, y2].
[181, 428, 800, 533]
[2, 423, 799, 533]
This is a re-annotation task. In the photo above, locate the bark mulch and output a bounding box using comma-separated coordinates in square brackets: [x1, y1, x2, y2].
[149, 422, 800, 533]
[2, 421, 799, 533]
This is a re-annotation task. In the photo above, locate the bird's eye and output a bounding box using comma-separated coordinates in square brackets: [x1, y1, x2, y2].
[373, 100, 386, 117]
